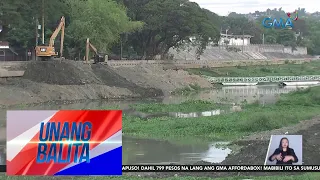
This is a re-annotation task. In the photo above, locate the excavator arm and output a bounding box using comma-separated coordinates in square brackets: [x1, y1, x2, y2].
[35, 16, 65, 59]
[85, 38, 107, 64]
[89, 42, 98, 54]
[48, 16, 65, 57]
[85, 38, 97, 63]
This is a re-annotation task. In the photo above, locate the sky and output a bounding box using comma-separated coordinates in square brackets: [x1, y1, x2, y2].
[191, 0, 320, 16]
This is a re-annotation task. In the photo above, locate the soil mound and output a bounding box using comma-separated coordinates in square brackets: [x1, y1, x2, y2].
[0, 61, 164, 106]
[114, 64, 212, 95]
[22, 61, 98, 85]
[21, 61, 163, 97]
[91, 64, 163, 97]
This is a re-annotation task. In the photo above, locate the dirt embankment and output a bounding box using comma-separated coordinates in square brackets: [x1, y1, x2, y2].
[0, 61, 211, 106]
[114, 64, 212, 96]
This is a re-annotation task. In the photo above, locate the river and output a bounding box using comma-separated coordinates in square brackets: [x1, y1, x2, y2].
[0, 85, 313, 165]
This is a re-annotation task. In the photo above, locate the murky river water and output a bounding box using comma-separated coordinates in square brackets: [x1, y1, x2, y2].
[123, 137, 231, 165]
[0, 85, 313, 165]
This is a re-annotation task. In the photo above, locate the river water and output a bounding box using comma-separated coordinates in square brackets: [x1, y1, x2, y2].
[0, 85, 313, 165]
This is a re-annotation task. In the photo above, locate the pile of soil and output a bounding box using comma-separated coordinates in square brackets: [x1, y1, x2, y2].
[22, 61, 101, 85]
[114, 64, 212, 95]
[91, 64, 162, 97]
[1, 61, 220, 106]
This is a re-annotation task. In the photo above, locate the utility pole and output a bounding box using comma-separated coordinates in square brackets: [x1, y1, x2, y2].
[35, 17, 39, 61]
[219, 27, 222, 50]
[120, 35, 123, 60]
[85, 38, 89, 64]
[242, 30, 244, 54]
[41, 0, 45, 45]
[262, 33, 265, 44]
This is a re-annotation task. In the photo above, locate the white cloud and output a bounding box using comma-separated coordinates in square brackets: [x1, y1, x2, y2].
[191, 0, 319, 16]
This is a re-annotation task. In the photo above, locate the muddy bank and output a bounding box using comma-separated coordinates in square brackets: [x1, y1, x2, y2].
[0, 61, 210, 106]
[127, 117, 320, 178]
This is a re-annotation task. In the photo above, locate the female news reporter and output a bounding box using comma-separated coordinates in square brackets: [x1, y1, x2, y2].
[268, 137, 298, 165]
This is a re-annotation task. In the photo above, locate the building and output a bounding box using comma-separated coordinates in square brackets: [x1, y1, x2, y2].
[218, 34, 253, 46]
[0, 41, 19, 61]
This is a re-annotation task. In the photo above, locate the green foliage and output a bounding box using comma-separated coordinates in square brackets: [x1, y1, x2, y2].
[0, 0, 142, 57]
[119, 0, 221, 59]
[130, 100, 220, 113]
[67, 0, 143, 53]
[277, 87, 320, 107]
[2, 1, 320, 58]
[225, 9, 320, 55]
[221, 16, 263, 44]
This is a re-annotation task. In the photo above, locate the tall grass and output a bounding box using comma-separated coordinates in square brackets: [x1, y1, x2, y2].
[187, 61, 320, 77]
[129, 100, 222, 113]
[276, 87, 320, 107]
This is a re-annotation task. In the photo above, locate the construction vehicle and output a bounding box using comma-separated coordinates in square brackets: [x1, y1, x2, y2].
[35, 16, 65, 60]
[85, 38, 107, 64]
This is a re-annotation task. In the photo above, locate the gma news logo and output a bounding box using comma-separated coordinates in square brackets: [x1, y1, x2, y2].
[262, 10, 299, 29]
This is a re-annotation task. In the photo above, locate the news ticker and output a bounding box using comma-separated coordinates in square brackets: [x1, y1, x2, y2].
[1, 165, 320, 173]
[123, 165, 320, 172]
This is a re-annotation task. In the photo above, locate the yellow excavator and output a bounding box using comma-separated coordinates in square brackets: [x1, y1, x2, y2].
[35, 16, 65, 61]
[85, 38, 107, 64]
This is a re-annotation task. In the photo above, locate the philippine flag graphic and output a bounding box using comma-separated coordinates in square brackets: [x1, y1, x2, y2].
[6, 110, 122, 176]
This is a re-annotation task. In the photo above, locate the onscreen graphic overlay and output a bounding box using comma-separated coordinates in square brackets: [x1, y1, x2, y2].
[265, 135, 302, 165]
[6, 110, 122, 175]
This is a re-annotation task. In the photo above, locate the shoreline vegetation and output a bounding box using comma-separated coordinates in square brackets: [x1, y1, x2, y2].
[129, 100, 225, 113]
[123, 86, 320, 143]
[187, 61, 320, 77]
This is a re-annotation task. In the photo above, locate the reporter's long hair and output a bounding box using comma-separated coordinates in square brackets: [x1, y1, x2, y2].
[279, 137, 290, 151]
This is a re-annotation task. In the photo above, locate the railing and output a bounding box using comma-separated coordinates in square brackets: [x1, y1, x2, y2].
[219, 87, 294, 95]
[204, 75, 320, 83]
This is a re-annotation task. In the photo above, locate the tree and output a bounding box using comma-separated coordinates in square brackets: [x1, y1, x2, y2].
[0, 0, 69, 53]
[292, 19, 308, 35]
[304, 20, 320, 54]
[66, 0, 143, 53]
[120, 0, 220, 59]
[221, 17, 263, 44]
[0, 0, 38, 49]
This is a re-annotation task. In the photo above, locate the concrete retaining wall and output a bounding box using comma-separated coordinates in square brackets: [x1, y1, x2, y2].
[226, 44, 307, 55]
[169, 44, 309, 61]
[106, 59, 314, 68]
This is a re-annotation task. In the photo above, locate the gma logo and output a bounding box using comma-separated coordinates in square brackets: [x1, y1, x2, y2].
[262, 18, 294, 29]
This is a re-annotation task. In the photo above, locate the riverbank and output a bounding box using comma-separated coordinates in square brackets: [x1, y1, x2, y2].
[0, 61, 211, 106]
[119, 86, 320, 179]
[187, 60, 320, 77]
[123, 86, 320, 142]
